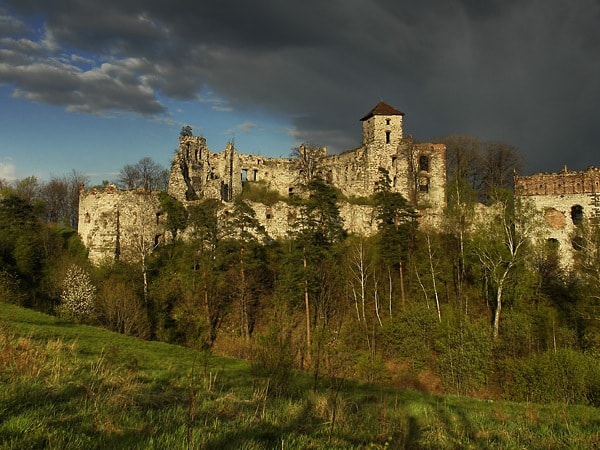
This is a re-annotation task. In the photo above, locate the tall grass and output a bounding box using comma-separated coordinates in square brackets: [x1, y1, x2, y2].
[1, 301, 600, 449]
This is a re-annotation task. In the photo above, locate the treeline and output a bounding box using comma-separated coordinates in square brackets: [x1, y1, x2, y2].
[1, 142, 600, 406]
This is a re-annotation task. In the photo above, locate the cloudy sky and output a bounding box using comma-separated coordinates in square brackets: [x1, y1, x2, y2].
[1, 0, 599, 185]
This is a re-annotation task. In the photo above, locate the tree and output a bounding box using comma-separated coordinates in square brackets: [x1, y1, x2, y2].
[116, 157, 168, 192]
[40, 170, 88, 228]
[40, 177, 69, 225]
[96, 275, 150, 338]
[437, 134, 483, 190]
[0, 194, 42, 282]
[292, 179, 346, 359]
[571, 219, 600, 351]
[58, 264, 96, 320]
[471, 191, 540, 339]
[373, 167, 417, 307]
[291, 142, 327, 187]
[436, 135, 523, 201]
[185, 198, 228, 347]
[158, 192, 187, 239]
[443, 174, 478, 311]
[180, 125, 193, 137]
[222, 198, 269, 339]
[479, 141, 523, 201]
[13, 176, 40, 204]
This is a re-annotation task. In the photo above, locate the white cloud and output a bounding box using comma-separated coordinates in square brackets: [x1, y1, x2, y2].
[0, 161, 16, 180]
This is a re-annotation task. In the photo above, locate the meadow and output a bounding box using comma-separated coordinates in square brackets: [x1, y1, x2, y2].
[1, 301, 599, 449]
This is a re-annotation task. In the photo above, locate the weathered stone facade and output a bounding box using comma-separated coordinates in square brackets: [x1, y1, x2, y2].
[78, 186, 165, 264]
[515, 166, 600, 265]
[79, 102, 447, 263]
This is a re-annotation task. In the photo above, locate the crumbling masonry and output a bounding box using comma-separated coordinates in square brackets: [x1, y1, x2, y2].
[515, 166, 600, 265]
[79, 101, 447, 263]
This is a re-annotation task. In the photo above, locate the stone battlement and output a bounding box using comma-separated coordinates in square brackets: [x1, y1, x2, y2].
[515, 166, 600, 196]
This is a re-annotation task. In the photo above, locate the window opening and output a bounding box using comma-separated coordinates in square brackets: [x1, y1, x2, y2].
[288, 187, 294, 196]
[419, 155, 430, 172]
[419, 177, 429, 192]
[253, 169, 258, 181]
[385, 131, 391, 144]
[241, 169, 248, 182]
[571, 205, 583, 225]
[221, 182, 229, 201]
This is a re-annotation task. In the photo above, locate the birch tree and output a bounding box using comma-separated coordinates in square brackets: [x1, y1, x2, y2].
[472, 191, 540, 339]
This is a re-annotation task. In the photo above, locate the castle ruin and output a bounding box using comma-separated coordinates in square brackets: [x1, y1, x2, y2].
[78, 101, 447, 263]
[515, 166, 600, 265]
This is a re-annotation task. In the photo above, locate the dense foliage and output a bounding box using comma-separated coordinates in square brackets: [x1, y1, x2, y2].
[2, 152, 600, 408]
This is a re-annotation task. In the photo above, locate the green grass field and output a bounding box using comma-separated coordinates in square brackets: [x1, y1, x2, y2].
[1, 301, 599, 449]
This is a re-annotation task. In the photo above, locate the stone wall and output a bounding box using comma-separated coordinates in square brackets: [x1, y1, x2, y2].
[515, 166, 600, 266]
[78, 186, 164, 264]
[79, 102, 447, 263]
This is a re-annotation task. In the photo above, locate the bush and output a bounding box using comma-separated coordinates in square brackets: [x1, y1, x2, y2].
[379, 303, 438, 369]
[95, 279, 150, 339]
[435, 313, 492, 396]
[0, 271, 27, 305]
[501, 349, 600, 405]
[250, 325, 296, 396]
[240, 181, 283, 206]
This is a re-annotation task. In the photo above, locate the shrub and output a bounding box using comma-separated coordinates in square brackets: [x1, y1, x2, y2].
[501, 349, 600, 405]
[0, 270, 27, 305]
[379, 304, 438, 369]
[240, 181, 283, 206]
[435, 313, 492, 395]
[250, 325, 296, 396]
[95, 279, 150, 339]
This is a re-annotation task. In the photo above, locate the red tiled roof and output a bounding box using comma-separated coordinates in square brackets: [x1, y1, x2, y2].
[360, 101, 405, 121]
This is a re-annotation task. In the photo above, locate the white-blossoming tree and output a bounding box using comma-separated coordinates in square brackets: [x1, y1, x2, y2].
[58, 264, 97, 320]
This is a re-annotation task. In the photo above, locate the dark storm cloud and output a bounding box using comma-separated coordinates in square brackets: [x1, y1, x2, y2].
[1, 0, 599, 172]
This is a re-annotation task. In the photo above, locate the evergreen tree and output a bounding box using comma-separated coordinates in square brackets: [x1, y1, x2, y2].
[373, 168, 417, 306]
[291, 179, 346, 360]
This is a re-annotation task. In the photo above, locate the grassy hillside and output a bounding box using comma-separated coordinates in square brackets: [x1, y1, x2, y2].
[1, 302, 599, 449]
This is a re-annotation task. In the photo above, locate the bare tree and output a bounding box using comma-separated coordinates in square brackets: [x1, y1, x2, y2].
[39, 170, 88, 228]
[291, 142, 327, 187]
[437, 134, 483, 189]
[41, 177, 69, 224]
[479, 141, 523, 199]
[117, 164, 140, 190]
[437, 135, 523, 201]
[116, 157, 168, 192]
